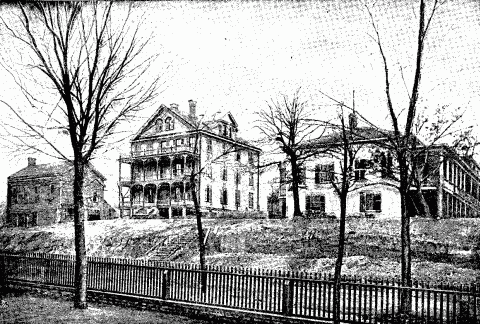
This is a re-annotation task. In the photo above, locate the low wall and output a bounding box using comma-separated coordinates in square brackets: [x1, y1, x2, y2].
[6, 280, 329, 324]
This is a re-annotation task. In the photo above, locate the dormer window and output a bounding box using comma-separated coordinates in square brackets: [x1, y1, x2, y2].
[229, 127, 232, 138]
[223, 125, 228, 136]
[156, 119, 162, 132]
[218, 124, 222, 135]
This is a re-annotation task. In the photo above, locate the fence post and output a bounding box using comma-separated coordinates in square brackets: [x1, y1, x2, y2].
[161, 269, 170, 300]
[282, 278, 294, 316]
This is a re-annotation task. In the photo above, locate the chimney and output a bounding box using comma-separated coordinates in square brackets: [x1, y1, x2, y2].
[348, 113, 358, 130]
[28, 157, 36, 167]
[170, 103, 179, 111]
[188, 100, 196, 118]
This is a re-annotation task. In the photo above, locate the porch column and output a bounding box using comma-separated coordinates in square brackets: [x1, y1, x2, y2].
[437, 152, 444, 219]
[169, 183, 172, 219]
[169, 158, 173, 179]
[183, 155, 186, 175]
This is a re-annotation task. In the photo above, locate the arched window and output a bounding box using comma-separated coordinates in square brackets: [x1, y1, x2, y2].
[165, 117, 171, 131]
[156, 119, 163, 132]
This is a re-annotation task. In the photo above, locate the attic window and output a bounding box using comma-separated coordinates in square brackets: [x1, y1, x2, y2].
[165, 117, 171, 131]
[218, 125, 222, 135]
[156, 119, 162, 132]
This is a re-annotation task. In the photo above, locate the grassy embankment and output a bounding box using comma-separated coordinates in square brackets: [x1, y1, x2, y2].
[0, 218, 479, 284]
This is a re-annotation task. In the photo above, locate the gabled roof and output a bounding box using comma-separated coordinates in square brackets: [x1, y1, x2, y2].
[131, 104, 197, 141]
[216, 111, 238, 129]
[9, 163, 70, 180]
[305, 127, 396, 148]
[8, 161, 106, 182]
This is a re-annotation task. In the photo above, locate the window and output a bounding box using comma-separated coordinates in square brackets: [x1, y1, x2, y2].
[207, 139, 212, 153]
[175, 163, 183, 176]
[34, 186, 40, 203]
[206, 165, 212, 178]
[248, 192, 254, 208]
[205, 185, 212, 203]
[299, 166, 306, 185]
[360, 192, 382, 212]
[305, 194, 325, 214]
[354, 159, 370, 180]
[248, 152, 254, 165]
[236, 151, 241, 162]
[156, 119, 163, 132]
[188, 136, 195, 148]
[146, 142, 153, 154]
[50, 184, 55, 194]
[221, 188, 228, 205]
[229, 127, 232, 138]
[249, 172, 254, 186]
[93, 192, 98, 203]
[235, 172, 241, 185]
[165, 117, 172, 131]
[223, 125, 228, 136]
[235, 190, 240, 208]
[218, 125, 222, 135]
[222, 167, 227, 181]
[315, 164, 334, 184]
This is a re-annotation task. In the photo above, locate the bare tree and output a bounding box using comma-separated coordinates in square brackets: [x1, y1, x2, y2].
[256, 88, 324, 218]
[365, 0, 444, 314]
[183, 111, 258, 292]
[0, 2, 161, 308]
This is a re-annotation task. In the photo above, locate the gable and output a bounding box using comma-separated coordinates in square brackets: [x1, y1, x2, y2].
[132, 105, 195, 141]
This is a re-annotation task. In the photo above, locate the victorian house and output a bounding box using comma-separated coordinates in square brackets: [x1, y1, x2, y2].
[6, 158, 113, 227]
[280, 122, 480, 219]
[118, 100, 261, 219]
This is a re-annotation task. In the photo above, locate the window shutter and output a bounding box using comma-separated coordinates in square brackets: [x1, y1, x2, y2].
[374, 194, 382, 211]
[320, 195, 325, 213]
[315, 165, 320, 184]
[305, 195, 311, 211]
[360, 192, 365, 212]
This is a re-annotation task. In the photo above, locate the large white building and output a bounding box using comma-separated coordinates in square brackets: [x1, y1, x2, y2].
[281, 125, 480, 219]
[118, 101, 261, 218]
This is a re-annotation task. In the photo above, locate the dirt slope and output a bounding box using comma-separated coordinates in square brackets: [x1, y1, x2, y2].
[1, 218, 479, 284]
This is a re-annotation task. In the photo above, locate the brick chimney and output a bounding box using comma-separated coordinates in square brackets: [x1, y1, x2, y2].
[28, 157, 36, 167]
[188, 100, 196, 118]
[170, 103, 179, 111]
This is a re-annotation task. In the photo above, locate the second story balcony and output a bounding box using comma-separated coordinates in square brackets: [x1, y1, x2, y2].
[121, 145, 197, 161]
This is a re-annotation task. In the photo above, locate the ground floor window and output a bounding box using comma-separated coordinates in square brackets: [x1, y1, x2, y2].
[360, 192, 381, 212]
[220, 188, 228, 205]
[305, 194, 325, 215]
[236, 190, 241, 208]
[248, 192, 254, 208]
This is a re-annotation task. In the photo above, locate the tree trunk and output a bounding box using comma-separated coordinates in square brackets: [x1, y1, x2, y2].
[333, 192, 347, 324]
[399, 159, 412, 316]
[416, 187, 431, 218]
[190, 176, 206, 293]
[73, 160, 88, 309]
[290, 155, 302, 217]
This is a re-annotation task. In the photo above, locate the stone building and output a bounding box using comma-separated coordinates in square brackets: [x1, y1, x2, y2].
[6, 158, 113, 227]
[281, 126, 480, 219]
[118, 100, 261, 218]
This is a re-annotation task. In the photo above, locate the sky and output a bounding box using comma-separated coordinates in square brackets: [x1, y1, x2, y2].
[0, 0, 479, 206]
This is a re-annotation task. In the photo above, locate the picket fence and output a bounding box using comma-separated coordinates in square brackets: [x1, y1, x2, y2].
[1, 253, 479, 324]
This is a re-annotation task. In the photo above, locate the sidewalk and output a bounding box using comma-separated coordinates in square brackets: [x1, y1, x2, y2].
[0, 292, 210, 324]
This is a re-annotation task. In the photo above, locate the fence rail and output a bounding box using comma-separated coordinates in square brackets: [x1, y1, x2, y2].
[1, 253, 479, 323]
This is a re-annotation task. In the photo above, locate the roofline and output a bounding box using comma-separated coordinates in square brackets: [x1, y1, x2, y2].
[130, 129, 261, 152]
